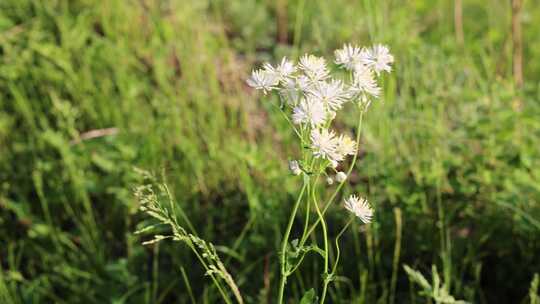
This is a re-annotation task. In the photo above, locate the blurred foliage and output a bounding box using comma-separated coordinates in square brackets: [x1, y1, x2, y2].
[1, 0, 539, 303]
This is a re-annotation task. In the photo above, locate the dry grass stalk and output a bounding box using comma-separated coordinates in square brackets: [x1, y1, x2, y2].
[454, 0, 464, 46]
[512, 0, 523, 88]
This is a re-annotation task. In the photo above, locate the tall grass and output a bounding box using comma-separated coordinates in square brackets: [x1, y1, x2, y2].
[1, 0, 540, 303]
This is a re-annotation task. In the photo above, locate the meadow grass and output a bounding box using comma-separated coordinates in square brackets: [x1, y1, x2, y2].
[1, 0, 540, 303]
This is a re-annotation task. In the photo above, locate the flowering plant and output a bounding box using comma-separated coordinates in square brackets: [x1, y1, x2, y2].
[248, 43, 393, 303]
[136, 43, 393, 304]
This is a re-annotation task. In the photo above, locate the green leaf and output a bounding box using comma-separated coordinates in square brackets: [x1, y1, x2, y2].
[403, 265, 431, 291]
[300, 288, 316, 304]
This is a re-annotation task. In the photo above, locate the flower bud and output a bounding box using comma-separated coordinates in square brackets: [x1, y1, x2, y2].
[288, 160, 302, 175]
[326, 177, 334, 185]
[336, 171, 347, 182]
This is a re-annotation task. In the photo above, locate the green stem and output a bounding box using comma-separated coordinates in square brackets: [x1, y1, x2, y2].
[320, 282, 329, 304]
[292, 0, 306, 58]
[321, 218, 353, 304]
[301, 109, 365, 246]
[187, 241, 233, 304]
[277, 176, 309, 304]
[311, 173, 329, 303]
[389, 208, 403, 304]
[302, 182, 311, 242]
[331, 218, 354, 275]
[273, 103, 303, 141]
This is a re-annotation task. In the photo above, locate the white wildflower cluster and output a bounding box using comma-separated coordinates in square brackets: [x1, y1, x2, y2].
[248, 43, 392, 226]
[247, 44, 393, 171]
[247, 43, 392, 301]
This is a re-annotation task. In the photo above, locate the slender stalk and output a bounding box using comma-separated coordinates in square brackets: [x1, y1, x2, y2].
[311, 173, 329, 304]
[331, 218, 354, 275]
[320, 280, 329, 303]
[292, 0, 306, 58]
[277, 176, 309, 304]
[285, 173, 313, 275]
[276, 0, 288, 44]
[389, 208, 403, 304]
[187, 241, 233, 304]
[301, 109, 365, 245]
[454, 0, 464, 46]
[180, 266, 197, 304]
[512, 0, 523, 88]
[162, 184, 235, 303]
[302, 181, 311, 242]
[321, 218, 353, 303]
[436, 180, 451, 290]
[273, 103, 303, 141]
[152, 244, 159, 303]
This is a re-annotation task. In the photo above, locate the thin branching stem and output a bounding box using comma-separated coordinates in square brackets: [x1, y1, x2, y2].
[331, 218, 354, 276]
[301, 109, 365, 246]
[272, 103, 303, 141]
[277, 175, 309, 304]
[311, 171, 330, 303]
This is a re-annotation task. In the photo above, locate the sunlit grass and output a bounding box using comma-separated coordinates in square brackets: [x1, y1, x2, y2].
[1, 0, 539, 303]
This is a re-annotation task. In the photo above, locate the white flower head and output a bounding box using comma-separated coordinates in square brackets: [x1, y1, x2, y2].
[334, 134, 356, 161]
[360, 44, 394, 75]
[344, 195, 373, 224]
[299, 54, 329, 81]
[247, 69, 278, 94]
[265, 57, 297, 82]
[335, 44, 363, 70]
[296, 75, 313, 93]
[310, 128, 338, 160]
[289, 160, 302, 175]
[279, 78, 300, 106]
[351, 63, 380, 99]
[292, 97, 326, 126]
[307, 79, 348, 111]
[335, 171, 347, 182]
[276, 57, 297, 79]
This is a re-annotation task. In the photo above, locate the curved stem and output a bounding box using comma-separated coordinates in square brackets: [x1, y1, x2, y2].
[286, 171, 314, 276]
[320, 218, 353, 304]
[331, 218, 354, 275]
[301, 109, 365, 246]
[277, 176, 309, 304]
[311, 173, 329, 303]
[301, 182, 311, 242]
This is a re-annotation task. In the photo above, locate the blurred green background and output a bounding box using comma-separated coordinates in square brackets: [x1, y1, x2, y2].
[1, 0, 539, 303]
